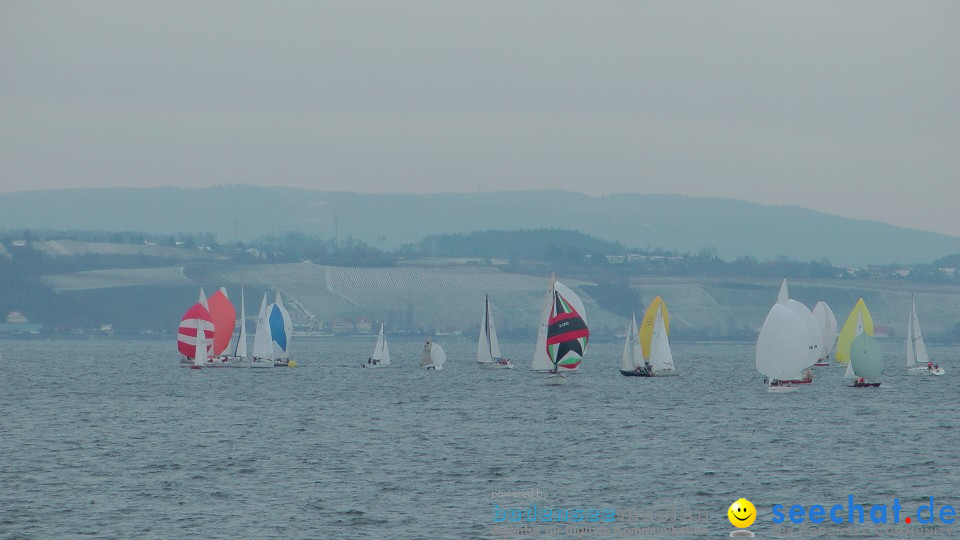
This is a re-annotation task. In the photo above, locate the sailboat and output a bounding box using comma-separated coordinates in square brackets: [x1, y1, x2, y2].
[247, 292, 276, 368]
[544, 280, 589, 384]
[619, 313, 650, 376]
[756, 303, 809, 393]
[190, 318, 209, 369]
[840, 301, 882, 387]
[230, 288, 248, 362]
[477, 295, 513, 369]
[177, 293, 215, 364]
[267, 290, 296, 367]
[847, 330, 884, 387]
[906, 298, 945, 376]
[812, 301, 837, 366]
[363, 323, 391, 368]
[421, 336, 446, 370]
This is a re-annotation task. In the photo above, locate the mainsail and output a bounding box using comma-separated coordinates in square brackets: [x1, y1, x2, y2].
[906, 299, 929, 368]
[812, 301, 838, 360]
[649, 304, 675, 372]
[233, 288, 248, 358]
[531, 274, 557, 371]
[372, 323, 391, 365]
[620, 313, 641, 372]
[252, 293, 273, 359]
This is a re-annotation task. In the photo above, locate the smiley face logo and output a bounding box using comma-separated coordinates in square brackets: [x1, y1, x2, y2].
[727, 498, 756, 528]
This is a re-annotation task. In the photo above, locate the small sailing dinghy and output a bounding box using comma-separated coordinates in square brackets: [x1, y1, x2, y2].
[477, 295, 512, 369]
[756, 303, 808, 393]
[421, 336, 446, 370]
[363, 323, 391, 368]
[812, 301, 837, 366]
[619, 313, 651, 376]
[544, 281, 589, 384]
[906, 298, 945, 376]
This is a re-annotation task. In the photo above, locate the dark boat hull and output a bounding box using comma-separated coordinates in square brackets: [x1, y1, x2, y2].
[619, 369, 653, 377]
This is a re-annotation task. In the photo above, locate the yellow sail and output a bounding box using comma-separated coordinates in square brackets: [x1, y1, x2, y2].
[835, 298, 873, 364]
[639, 296, 670, 360]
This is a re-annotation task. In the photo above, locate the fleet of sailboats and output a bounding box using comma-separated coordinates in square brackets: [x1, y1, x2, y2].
[172, 281, 948, 389]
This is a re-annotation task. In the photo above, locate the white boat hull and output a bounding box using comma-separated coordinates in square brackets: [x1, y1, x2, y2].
[478, 362, 513, 369]
[363, 363, 389, 369]
[908, 365, 945, 376]
[544, 374, 567, 385]
[239, 358, 275, 369]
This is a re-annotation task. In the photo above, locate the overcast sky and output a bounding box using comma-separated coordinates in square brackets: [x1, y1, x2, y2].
[2, 1, 958, 235]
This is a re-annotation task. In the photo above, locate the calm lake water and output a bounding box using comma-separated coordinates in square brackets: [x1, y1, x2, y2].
[1, 336, 957, 539]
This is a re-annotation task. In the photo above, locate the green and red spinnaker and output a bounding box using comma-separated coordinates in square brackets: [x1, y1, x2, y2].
[546, 291, 589, 369]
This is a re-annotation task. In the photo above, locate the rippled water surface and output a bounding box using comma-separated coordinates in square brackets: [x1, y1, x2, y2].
[1, 337, 957, 539]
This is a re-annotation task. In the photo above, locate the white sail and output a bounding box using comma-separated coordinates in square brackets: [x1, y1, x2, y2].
[477, 295, 494, 364]
[488, 302, 502, 359]
[252, 293, 273, 359]
[907, 299, 929, 367]
[812, 301, 838, 360]
[554, 281, 588, 325]
[372, 323, 391, 365]
[530, 274, 556, 371]
[421, 337, 435, 368]
[649, 304, 675, 372]
[620, 313, 640, 372]
[777, 278, 788, 305]
[234, 288, 248, 358]
[756, 304, 808, 381]
[431, 342, 446, 369]
[193, 318, 207, 367]
[786, 299, 822, 367]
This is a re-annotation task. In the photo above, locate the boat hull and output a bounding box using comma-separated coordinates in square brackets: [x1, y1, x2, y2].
[544, 374, 567, 385]
[363, 363, 389, 368]
[619, 369, 653, 377]
[479, 362, 514, 369]
[908, 366, 945, 376]
[849, 382, 881, 388]
[814, 362, 830, 367]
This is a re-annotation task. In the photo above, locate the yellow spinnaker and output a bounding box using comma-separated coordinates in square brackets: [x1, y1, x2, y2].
[835, 298, 873, 364]
[639, 296, 669, 360]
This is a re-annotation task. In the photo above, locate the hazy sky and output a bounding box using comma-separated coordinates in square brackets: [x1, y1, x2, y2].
[2, 1, 958, 235]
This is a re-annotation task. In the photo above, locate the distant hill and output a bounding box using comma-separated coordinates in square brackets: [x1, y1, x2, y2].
[2, 185, 959, 265]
